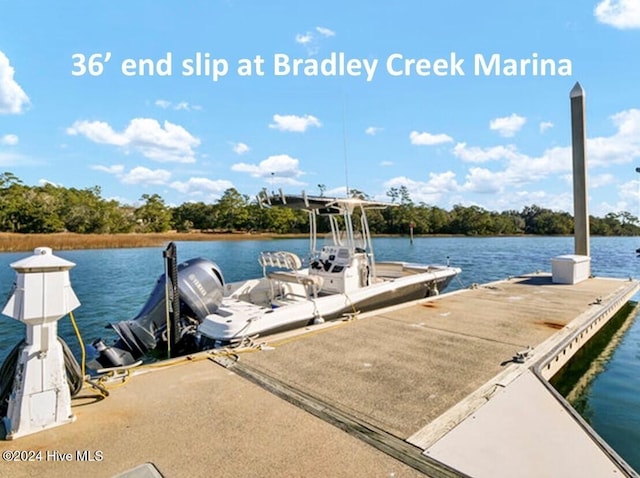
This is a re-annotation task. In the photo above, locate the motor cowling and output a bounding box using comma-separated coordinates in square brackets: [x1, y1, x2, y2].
[90, 258, 224, 369]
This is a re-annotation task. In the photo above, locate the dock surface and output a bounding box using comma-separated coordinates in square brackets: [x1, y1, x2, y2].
[1, 273, 638, 477]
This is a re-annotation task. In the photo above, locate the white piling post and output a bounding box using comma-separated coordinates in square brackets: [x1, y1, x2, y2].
[570, 82, 590, 258]
[2, 247, 80, 439]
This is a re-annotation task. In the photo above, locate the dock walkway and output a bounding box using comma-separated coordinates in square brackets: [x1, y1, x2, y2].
[1, 273, 638, 477]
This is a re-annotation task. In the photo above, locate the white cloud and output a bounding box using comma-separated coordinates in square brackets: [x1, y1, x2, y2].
[539, 121, 554, 133]
[462, 167, 511, 194]
[489, 113, 526, 137]
[121, 166, 171, 185]
[91, 164, 125, 174]
[590, 173, 616, 188]
[326, 186, 348, 196]
[409, 130, 453, 145]
[92, 163, 170, 186]
[295, 33, 314, 45]
[38, 178, 62, 187]
[232, 142, 250, 155]
[170, 177, 234, 195]
[449, 143, 570, 199]
[380, 160, 394, 167]
[232, 154, 305, 185]
[440, 107, 640, 209]
[365, 126, 383, 136]
[0, 51, 30, 114]
[599, 196, 640, 221]
[381, 107, 640, 212]
[383, 172, 461, 205]
[618, 178, 640, 204]
[67, 118, 200, 163]
[269, 114, 321, 132]
[592, 194, 640, 217]
[499, 190, 573, 213]
[316, 26, 335, 37]
[155, 99, 201, 111]
[479, 144, 571, 185]
[383, 108, 639, 212]
[587, 108, 640, 166]
[453, 143, 523, 163]
[296, 26, 335, 55]
[609, 108, 640, 136]
[68, 120, 127, 145]
[92, 163, 236, 199]
[1, 134, 18, 145]
[595, 0, 640, 29]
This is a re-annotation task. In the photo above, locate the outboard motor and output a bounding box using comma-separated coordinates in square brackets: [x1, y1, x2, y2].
[90, 256, 225, 369]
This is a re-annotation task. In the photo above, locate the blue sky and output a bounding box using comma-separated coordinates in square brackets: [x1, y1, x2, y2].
[1, 0, 639, 217]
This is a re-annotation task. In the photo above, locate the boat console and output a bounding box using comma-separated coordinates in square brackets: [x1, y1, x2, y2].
[310, 245, 370, 294]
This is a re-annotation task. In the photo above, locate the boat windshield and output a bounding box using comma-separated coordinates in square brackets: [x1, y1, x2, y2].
[322, 231, 366, 250]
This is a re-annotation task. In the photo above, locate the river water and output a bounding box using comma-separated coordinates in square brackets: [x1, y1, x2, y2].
[0, 236, 638, 470]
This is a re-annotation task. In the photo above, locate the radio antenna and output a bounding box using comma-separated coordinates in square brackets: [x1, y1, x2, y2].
[342, 96, 350, 197]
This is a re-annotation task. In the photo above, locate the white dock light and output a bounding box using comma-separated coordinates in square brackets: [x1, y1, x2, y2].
[2, 247, 80, 439]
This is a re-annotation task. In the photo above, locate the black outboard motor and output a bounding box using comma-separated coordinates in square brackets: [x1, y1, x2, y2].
[90, 257, 225, 369]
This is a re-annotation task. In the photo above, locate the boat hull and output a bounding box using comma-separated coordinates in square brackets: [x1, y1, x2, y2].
[197, 266, 459, 345]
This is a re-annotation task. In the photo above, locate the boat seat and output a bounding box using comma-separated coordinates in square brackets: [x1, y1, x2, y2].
[267, 270, 324, 289]
[258, 251, 302, 271]
[259, 251, 323, 299]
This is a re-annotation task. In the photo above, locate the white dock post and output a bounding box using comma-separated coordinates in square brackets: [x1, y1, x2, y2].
[570, 82, 590, 258]
[1, 247, 80, 439]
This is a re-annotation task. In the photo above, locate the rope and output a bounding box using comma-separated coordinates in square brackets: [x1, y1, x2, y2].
[66, 311, 111, 398]
[453, 275, 467, 289]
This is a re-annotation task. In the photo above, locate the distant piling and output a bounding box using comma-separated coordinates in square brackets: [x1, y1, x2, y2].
[570, 82, 590, 257]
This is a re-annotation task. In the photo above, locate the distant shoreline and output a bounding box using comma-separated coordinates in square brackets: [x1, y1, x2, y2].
[1, 231, 619, 253]
[0, 232, 308, 253]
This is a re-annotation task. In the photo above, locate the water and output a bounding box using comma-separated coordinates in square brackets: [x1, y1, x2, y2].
[0, 236, 638, 470]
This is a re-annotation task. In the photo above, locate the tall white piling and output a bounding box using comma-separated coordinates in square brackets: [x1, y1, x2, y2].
[570, 82, 590, 257]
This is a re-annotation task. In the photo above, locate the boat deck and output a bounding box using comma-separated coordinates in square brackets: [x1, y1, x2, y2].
[1, 273, 638, 477]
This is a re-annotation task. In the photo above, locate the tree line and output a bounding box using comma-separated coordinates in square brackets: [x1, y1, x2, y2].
[0, 173, 638, 236]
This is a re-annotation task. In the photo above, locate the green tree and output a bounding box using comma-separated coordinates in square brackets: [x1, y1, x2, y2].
[60, 186, 109, 233]
[215, 188, 250, 231]
[103, 201, 135, 233]
[172, 202, 216, 231]
[135, 194, 172, 232]
[9, 184, 66, 233]
[0, 173, 26, 231]
[383, 186, 414, 233]
[448, 205, 492, 235]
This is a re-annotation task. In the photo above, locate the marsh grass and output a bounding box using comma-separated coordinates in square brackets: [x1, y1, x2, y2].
[0, 232, 296, 252]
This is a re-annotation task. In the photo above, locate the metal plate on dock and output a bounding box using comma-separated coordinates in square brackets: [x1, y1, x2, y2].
[112, 463, 164, 478]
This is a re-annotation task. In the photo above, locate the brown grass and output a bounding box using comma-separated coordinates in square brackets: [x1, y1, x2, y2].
[0, 232, 304, 253]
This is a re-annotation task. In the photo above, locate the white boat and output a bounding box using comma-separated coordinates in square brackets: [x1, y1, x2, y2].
[91, 192, 461, 369]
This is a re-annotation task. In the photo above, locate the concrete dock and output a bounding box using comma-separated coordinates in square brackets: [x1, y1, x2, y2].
[1, 273, 638, 477]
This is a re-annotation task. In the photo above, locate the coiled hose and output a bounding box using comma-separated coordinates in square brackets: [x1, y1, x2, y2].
[0, 340, 24, 418]
[0, 338, 84, 418]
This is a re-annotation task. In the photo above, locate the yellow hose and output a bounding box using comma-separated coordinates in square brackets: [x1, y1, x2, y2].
[68, 310, 86, 379]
